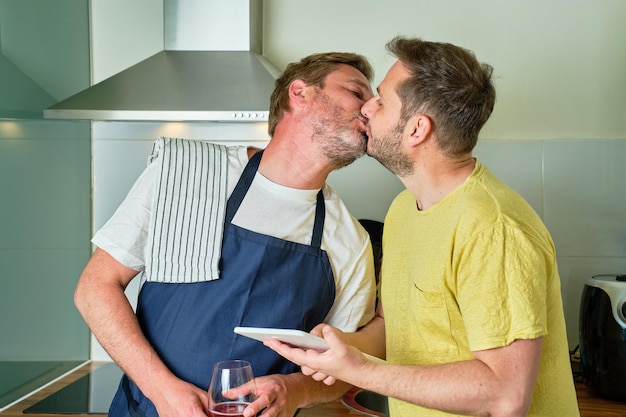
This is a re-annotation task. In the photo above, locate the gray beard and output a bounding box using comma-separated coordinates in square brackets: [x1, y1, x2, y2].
[307, 92, 367, 170]
[316, 128, 366, 169]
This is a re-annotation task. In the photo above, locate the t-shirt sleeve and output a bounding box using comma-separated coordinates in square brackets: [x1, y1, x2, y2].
[92, 162, 158, 271]
[454, 223, 549, 352]
[323, 230, 377, 332]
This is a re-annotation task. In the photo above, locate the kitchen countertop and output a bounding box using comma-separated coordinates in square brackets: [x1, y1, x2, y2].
[1, 362, 626, 417]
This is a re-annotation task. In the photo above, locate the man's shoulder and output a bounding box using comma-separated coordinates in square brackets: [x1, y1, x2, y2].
[322, 185, 371, 241]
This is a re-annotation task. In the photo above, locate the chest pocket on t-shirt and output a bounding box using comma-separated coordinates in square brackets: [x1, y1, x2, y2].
[410, 282, 459, 357]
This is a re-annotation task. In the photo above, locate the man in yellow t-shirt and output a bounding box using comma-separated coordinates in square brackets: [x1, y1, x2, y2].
[266, 36, 580, 417]
[381, 165, 577, 416]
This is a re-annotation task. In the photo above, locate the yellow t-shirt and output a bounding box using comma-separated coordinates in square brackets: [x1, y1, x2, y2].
[380, 161, 579, 417]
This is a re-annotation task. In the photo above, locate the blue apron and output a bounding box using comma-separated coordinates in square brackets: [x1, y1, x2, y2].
[110, 150, 336, 417]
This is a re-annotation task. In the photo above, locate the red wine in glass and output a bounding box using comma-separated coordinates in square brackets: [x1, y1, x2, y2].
[209, 401, 250, 417]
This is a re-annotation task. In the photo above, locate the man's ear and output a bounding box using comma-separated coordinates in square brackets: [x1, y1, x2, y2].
[288, 79, 308, 107]
[406, 114, 433, 147]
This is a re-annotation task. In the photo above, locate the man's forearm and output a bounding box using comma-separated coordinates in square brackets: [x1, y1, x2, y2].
[346, 315, 386, 359]
[74, 249, 176, 400]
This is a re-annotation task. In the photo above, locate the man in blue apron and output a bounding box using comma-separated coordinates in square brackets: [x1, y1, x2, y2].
[75, 51, 378, 417]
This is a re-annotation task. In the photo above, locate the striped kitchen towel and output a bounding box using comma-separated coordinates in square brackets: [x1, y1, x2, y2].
[145, 137, 228, 283]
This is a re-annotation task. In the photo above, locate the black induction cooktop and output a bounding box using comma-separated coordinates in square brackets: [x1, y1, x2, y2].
[23, 363, 122, 414]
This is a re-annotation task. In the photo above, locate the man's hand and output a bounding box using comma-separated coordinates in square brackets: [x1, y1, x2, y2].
[150, 378, 210, 417]
[236, 374, 299, 417]
[264, 325, 371, 387]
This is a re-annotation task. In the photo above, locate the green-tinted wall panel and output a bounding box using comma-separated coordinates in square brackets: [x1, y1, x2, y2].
[0, 119, 91, 360]
[0, 0, 90, 118]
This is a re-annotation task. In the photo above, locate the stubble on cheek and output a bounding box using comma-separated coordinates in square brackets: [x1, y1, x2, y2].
[367, 124, 413, 176]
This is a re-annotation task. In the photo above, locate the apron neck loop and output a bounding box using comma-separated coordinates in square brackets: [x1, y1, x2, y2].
[225, 149, 326, 249]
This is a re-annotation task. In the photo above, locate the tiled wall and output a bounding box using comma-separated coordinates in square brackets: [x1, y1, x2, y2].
[473, 139, 626, 348]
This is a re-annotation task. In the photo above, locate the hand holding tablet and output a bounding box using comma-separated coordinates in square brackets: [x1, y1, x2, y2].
[234, 326, 386, 363]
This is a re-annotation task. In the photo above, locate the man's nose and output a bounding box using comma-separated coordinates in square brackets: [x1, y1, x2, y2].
[361, 97, 376, 118]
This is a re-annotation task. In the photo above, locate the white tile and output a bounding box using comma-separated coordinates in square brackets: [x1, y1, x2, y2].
[328, 156, 405, 222]
[473, 140, 544, 216]
[544, 140, 626, 257]
[93, 139, 155, 230]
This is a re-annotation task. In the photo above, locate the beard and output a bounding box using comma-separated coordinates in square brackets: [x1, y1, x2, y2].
[306, 92, 368, 169]
[367, 120, 414, 177]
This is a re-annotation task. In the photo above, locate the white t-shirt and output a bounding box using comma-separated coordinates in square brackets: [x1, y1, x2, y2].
[93, 145, 377, 332]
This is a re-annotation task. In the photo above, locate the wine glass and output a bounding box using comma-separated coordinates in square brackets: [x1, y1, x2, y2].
[208, 360, 257, 417]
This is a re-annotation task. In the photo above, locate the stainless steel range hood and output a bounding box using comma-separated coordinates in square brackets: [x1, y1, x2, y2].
[44, 0, 279, 122]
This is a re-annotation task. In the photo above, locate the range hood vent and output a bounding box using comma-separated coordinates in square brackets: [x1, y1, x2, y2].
[44, 0, 279, 122]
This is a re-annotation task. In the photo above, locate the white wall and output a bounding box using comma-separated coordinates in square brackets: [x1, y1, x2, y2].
[90, 0, 162, 83]
[263, 0, 626, 140]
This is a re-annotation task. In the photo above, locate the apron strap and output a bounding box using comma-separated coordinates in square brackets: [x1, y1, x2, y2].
[225, 149, 326, 249]
[225, 150, 263, 226]
[311, 190, 325, 249]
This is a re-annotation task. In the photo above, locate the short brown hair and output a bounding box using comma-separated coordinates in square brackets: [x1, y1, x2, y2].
[387, 37, 496, 157]
[268, 52, 374, 136]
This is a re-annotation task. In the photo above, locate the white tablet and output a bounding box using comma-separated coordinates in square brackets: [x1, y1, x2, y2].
[234, 327, 329, 350]
[233, 326, 387, 363]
